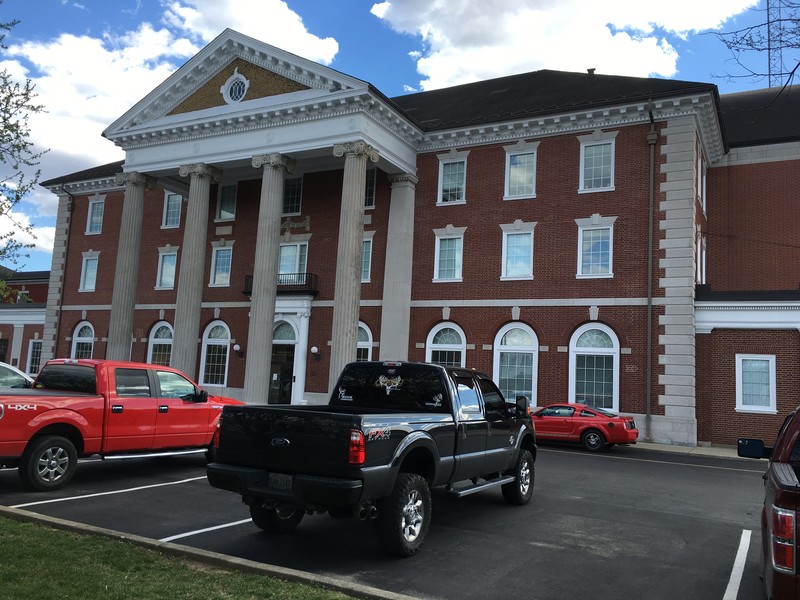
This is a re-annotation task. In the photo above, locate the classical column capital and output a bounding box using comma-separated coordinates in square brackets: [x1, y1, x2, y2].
[333, 141, 380, 163]
[114, 171, 157, 189]
[252, 153, 296, 173]
[388, 173, 419, 187]
[178, 163, 223, 181]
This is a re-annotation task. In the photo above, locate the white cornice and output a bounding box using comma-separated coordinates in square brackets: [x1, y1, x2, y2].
[695, 301, 800, 333]
[44, 177, 123, 196]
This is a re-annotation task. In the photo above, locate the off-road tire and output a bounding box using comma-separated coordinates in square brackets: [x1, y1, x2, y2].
[19, 435, 78, 491]
[502, 449, 534, 505]
[374, 473, 431, 557]
[581, 429, 607, 452]
[249, 501, 304, 533]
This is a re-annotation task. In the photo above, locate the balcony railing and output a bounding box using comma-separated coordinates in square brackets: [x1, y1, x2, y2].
[242, 273, 318, 296]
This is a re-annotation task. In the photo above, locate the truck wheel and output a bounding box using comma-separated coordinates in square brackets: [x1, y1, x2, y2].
[581, 429, 606, 452]
[19, 435, 78, 491]
[249, 502, 304, 533]
[502, 449, 534, 505]
[375, 473, 431, 557]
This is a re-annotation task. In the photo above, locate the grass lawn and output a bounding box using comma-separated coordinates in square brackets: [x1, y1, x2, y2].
[0, 515, 356, 600]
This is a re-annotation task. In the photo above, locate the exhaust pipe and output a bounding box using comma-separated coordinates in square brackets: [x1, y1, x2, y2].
[368, 505, 378, 519]
[354, 503, 379, 520]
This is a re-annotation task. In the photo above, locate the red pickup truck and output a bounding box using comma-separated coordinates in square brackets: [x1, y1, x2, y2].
[0, 359, 244, 491]
[739, 408, 800, 600]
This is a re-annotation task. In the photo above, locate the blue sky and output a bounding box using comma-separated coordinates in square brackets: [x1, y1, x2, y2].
[0, 0, 782, 271]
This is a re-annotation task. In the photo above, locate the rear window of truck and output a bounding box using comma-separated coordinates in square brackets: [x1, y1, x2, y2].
[34, 364, 97, 394]
[331, 363, 450, 413]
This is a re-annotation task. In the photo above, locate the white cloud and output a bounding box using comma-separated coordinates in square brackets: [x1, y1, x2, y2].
[371, 0, 759, 90]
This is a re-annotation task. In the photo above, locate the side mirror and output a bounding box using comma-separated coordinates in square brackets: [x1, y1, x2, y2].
[737, 437, 772, 460]
[196, 389, 209, 403]
[515, 395, 530, 416]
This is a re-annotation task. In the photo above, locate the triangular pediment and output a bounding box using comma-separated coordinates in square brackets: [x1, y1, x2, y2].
[103, 28, 370, 139]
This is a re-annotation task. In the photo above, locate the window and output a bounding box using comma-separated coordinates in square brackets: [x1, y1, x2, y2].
[426, 323, 466, 367]
[568, 323, 619, 411]
[279, 242, 308, 280]
[147, 322, 173, 366]
[477, 376, 506, 413]
[71, 321, 94, 359]
[365, 168, 376, 209]
[454, 375, 481, 418]
[576, 214, 617, 278]
[493, 323, 538, 406]
[115, 368, 152, 397]
[80, 251, 99, 292]
[217, 184, 236, 221]
[578, 131, 617, 192]
[283, 177, 303, 215]
[361, 238, 373, 283]
[357, 322, 373, 362]
[156, 370, 196, 398]
[437, 151, 468, 204]
[501, 221, 536, 279]
[26, 339, 42, 375]
[209, 242, 233, 287]
[156, 246, 178, 289]
[86, 197, 104, 234]
[433, 226, 466, 282]
[16, 290, 29, 304]
[199, 321, 230, 387]
[162, 193, 182, 228]
[736, 354, 777, 413]
[504, 142, 539, 199]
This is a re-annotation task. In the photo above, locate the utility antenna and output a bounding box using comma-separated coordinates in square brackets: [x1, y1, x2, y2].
[768, 0, 786, 87]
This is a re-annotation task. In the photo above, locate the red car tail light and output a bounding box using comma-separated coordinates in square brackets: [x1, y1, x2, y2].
[772, 505, 796, 573]
[348, 429, 365, 465]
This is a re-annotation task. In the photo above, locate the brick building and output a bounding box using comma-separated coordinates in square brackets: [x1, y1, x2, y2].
[37, 29, 800, 446]
[0, 268, 48, 374]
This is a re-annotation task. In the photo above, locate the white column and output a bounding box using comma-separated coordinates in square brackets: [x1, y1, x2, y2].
[243, 153, 295, 404]
[292, 311, 311, 404]
[328, 141, 379, 390]
[379, 173, 418, 360]
[107, 171, 156, 360]
[171, 163, 221, 379]
[42, 192, 72, 362]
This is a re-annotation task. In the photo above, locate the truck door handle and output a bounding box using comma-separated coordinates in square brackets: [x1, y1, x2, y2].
[111, 405, 123, 413]
[158, 405, 169, 413]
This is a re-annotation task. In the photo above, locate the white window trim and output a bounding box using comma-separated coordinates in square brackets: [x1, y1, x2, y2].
[215, 183, 237, 222]
[575, 214, 617, 279]
[85, 195, 105, 235]
[162, 192, 182, 229]
[199, 320, 231, 388]
[71, 321, 95, 359]
[736, 354, 777, 414]
[26, 339, 43, 375]
[361, 231, 376, 283]
[209, 240, 234, 287]
[578, 130, 618, 193]
[568, 322, 620, 412]
[79, 250, 100, 292]
[357, 321, 373, 361]
[503, 141, 540, 200]
[282, 176, 303, 216]
[436, 150, 469, 206]
[500, 220, 536, 280]
[155, 245, 179, 290]
[433, 225, 466, 282]
[425, 322, 467, 367]
[279, 239, 310, 275]
[493, 322, 539, 406]
[147, 321, 174, 365]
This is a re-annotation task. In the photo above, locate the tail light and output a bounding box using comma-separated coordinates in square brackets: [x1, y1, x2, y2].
[348, 429, 365, 465]
[772, 505, 796, 573]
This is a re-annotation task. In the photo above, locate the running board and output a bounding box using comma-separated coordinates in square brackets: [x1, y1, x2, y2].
[447, 475, 515, 498]
[102, 448, 208, 461]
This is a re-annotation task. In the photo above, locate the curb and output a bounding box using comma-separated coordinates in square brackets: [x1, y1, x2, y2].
[0, 505, 418, 600]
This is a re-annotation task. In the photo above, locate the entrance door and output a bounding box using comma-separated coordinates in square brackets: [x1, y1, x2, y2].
[268, 345, 295, 404]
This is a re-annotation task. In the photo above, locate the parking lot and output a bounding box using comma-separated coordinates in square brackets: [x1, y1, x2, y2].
[0, 445, 766, 600]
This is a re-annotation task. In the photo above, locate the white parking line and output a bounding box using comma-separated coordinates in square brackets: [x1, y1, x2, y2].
[723, 529, 752, 600]
[10, 476, 207, 508]
[541, 448, 765, 474]
[159, 518, 252, 542]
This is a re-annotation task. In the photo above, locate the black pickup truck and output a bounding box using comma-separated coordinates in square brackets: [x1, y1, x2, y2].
[207, 361, 537, 556]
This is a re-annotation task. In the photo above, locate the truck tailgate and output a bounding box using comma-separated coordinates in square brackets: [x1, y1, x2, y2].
[216, 405, 359, 474]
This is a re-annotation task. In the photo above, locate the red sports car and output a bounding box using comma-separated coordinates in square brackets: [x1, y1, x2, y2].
[531, 403, 639, 451]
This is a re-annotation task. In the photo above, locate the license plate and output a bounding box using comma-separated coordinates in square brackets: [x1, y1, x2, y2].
[268, 472, 292, 491]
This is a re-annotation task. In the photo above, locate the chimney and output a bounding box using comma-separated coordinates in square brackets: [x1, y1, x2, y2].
[587, 68, 596, 75]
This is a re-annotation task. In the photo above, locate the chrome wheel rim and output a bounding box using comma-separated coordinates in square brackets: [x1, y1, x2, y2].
[518, 460, 531, 495]
[37, 446, 69, 483]
[401, 489, 424, 542]
[585, 432, 601, 449]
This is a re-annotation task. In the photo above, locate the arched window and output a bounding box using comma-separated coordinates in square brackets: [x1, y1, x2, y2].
[426, 323, 466, 367]
[273, 321, 297, 343]
[147, 322, 173, 366]
[493, 323, 538, 405]
[71, 321, 94, 359]
[199, 321, 230, 387]
[357, 322, 372, 362]
[568, 323, 620, 411]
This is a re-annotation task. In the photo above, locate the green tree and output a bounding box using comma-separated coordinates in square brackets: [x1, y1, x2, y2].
[0, 7, 46, 269]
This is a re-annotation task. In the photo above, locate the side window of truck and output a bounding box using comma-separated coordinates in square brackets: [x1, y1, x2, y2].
[156, 371, 197, 399]
[454, 375, 483, 421]
[476, 377, 505, 415]
[114, 369, 152, 397]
